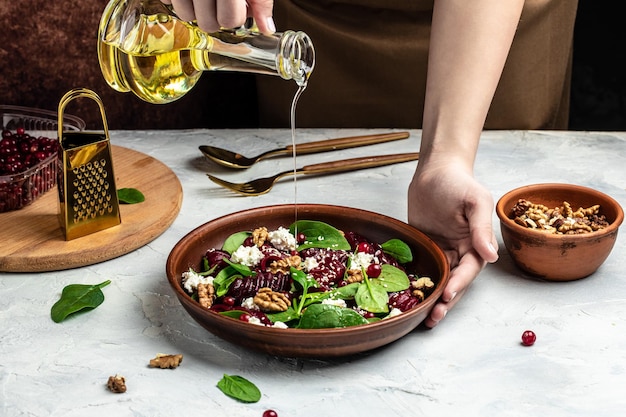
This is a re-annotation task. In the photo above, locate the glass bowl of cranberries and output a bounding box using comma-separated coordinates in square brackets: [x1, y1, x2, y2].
[166, 204, 450, 358]
[0, 105, 85, 212]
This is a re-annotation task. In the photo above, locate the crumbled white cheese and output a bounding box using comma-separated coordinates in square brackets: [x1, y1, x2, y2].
[241, 297, 259, 311]
[348, 252, 375, 271]
[385, 308, 402, 319]
[272, 321, 289, 329]
[248, 316, 263, 326]
[322, 298, 347, 308]
[268, 227, 297, 252]
[303, 256, 319, 272]
[231, 245, 264, 267]
[181, 269, 214, 293]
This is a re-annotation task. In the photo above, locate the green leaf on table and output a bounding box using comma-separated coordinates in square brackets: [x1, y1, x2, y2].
[297, 303, 369, 329]
[117, 188, 145, 204]
[289, 220, 351, 251]
[217, 374, 261, 403]
[381, 238, 413, 263]
[50, 280, 111, 323]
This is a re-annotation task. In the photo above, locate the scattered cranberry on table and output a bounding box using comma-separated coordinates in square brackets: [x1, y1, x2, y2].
[262, 410, 278, 417]
[521, 330, 536, 346]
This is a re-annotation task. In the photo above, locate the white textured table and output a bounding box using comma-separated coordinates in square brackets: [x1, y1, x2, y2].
[1, 129, 625, 417]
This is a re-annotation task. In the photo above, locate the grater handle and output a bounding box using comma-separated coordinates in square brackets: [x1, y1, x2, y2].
[57, 88, 109, 141]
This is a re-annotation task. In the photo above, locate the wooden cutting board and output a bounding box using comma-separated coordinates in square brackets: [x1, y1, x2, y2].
[0, 145, 182, 272]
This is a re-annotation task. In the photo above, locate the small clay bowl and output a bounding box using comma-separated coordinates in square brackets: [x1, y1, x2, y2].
[166, 204, 449, 357]
[496, 183, 623, 281]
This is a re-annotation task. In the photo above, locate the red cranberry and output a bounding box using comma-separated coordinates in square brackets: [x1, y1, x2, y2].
[263, 411, 278, 417]
[356, 242, 371, 253]
[222, 296, 236, 306]
[366, 263, 382, 278]
[521, 330, 536, 346]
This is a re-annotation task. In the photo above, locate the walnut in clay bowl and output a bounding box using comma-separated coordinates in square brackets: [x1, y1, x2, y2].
[496, 183, 623, 281]
[166, 204, 449, 358]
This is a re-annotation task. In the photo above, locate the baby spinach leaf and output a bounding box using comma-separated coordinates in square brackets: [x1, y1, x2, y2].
[290, 267, 319, 315]
[298, 303, 369, 329]
[223, 259, 255, 277]
[117, 188, 145, 204]
[355, 279, 389, 313]
[222, 231, 251, 254]
[290, 220, 351, 251]
[213, 266, 243, 297]
[291, 267, 318, 293]
[370, 264, 410, 292]
[331, 282, 360, 299]
[218, 310, 249, 319]
[266, 306, 299, 323]
[217, 374, 261, 403]
[381, 239, 413, 263]
[50, 280, 111, 323]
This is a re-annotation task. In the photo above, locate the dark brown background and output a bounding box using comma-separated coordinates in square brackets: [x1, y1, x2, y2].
[0, 1, 623, 131]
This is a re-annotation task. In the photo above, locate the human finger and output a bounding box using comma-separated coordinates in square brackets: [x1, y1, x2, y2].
[247, 0, 275, 34]
[192, 0, 219, 32]
[215, 0, 248, 29]
[170, 0, 197, 23]
[423, 248, 485, 328]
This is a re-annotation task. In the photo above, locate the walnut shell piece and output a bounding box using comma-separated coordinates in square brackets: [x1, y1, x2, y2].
[253, 287, 291, 312]
[107, 374, 127, 393]
[149, 353, 183, 369]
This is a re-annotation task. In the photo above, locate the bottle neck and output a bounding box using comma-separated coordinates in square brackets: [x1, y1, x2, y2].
[192, 28, 315, 86]
[277, 31, 315, 87]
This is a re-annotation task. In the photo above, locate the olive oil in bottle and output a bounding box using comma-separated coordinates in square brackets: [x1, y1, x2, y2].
[98, 0, 314, 104]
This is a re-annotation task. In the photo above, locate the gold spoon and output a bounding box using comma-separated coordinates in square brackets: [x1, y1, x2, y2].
[199, 131, 410, 169]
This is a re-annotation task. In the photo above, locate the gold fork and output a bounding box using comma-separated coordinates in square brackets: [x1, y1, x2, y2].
[208, 152, 420, 195]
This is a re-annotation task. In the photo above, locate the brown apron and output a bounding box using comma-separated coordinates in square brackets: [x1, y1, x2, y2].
[256, 0, 578, 129]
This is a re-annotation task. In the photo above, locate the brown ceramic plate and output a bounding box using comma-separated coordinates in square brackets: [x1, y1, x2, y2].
[496, 183, 623, 281]
[166, 204, 449, 357]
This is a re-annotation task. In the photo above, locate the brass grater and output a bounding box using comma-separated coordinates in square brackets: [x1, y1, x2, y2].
[57, 88, 121, 240]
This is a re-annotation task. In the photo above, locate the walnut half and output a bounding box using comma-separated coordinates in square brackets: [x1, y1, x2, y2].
[253, 287, 291, 312]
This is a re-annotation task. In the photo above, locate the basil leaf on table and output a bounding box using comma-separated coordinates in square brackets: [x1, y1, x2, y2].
[117, 188, 145, 204]
[217, 374, 261, 403]
[50, 280, 111, 323]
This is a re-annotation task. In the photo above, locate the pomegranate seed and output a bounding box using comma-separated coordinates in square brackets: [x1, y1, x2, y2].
[16, 127, 25, 136]
[366, 263, 382, 278]
[239, 313, 251, 322]
[262, 410, 278, 417]
[296, 232, 306, 244]
[521, 330, 536, 346]
[222, 296, 236, 306]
